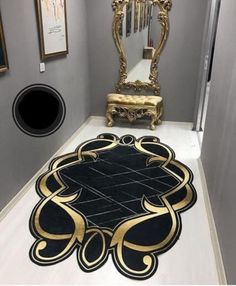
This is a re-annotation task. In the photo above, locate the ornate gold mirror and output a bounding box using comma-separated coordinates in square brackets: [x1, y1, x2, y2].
[112, 0, 172, 95]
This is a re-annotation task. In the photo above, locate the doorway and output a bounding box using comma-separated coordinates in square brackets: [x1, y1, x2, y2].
[194, 0, 221, 142]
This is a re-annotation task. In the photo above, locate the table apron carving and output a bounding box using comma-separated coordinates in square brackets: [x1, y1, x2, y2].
[106, 101, 163, 130]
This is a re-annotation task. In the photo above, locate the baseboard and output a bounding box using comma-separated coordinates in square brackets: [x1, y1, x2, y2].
[162, 121, 193, 127]
[197, 158, 227, 285]
[90, 116, 193, 128]
[89, 115, 104, 120]
[0, 116, 92, 222]
[197, 131, 204, 148]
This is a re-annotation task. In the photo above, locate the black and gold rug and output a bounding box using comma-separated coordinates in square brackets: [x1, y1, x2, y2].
[29, 134, 197, 280]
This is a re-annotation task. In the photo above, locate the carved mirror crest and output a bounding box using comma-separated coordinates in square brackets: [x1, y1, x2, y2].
[112, 0, 172, 95]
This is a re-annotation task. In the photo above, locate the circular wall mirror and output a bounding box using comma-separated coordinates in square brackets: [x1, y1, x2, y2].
[13, 84, 66, 137]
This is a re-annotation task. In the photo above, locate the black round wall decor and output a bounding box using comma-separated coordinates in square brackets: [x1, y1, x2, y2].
[13, 84, 66, 137]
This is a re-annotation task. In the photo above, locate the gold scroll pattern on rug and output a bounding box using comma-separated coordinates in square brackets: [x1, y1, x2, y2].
[30, 134, 196, 280]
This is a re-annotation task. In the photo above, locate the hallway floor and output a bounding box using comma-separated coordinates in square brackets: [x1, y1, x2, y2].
[0, 117, 219, 284]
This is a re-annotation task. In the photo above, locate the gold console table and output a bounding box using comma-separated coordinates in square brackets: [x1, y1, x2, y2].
[106, 93, 163, 130]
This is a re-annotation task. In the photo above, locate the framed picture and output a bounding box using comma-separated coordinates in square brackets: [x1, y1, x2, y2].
[0, 13, 9, 73]
[144, 2, 149, 28]
[126, 0, 132, 37]
[143, 2, 146, 29]
[139, 2, 144, 32]
[134, 0, 139, 33]
[146, 3, 150, 27]
[36, 0, 69, 60]
[147, 4, 152, 26]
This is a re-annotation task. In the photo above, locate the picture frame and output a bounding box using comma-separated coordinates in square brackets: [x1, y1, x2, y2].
[126, 0, 132, 37]
[0, 12, 9, 73]
[134, 0, 139, 33]
[146, 3, 150, 27]
[36, 0, 69, 60]
[144, 2, 149, 28]
[143, 2, 146, 29]
[139, 2, 144, 32]
[147, 4, 152, 26]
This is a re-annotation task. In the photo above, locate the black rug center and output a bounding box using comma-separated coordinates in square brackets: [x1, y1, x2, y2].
[59, 146, 178, 229]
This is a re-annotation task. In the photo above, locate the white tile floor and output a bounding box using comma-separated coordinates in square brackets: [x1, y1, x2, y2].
[0, 117, 219, 285]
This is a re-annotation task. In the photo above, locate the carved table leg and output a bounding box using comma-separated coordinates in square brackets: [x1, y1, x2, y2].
[106, 101, 163, 130]
[154, 103, 163, 125]
[150, 112, 158, 130]
[106, 105, 115, 127]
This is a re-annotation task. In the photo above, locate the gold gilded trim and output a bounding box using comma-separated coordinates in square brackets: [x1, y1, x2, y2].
[112, 0, 172, 94]
[30, 134, 196, 280]
[77, 228, 109, 271]
[106, 100, 163, 130]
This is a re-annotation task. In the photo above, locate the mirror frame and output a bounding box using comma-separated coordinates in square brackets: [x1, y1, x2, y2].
[112, 0, 172, 95]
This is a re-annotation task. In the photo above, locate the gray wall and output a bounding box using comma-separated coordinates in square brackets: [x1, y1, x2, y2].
[122, 2, 148, 72]
[88, 0, 208, 122]
[87, 0, 118, 116]
[0, 0, 90, 210]
[201, 1, 236, 284]
[150, 6, 161, 48]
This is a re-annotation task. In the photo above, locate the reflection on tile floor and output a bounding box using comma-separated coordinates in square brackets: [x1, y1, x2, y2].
[0, 118, 219, 285]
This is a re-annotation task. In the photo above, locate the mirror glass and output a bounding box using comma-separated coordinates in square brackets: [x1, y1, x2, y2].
[120, 0, 161, 83]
